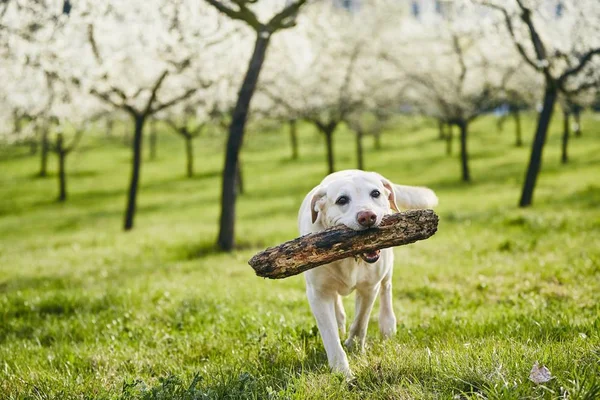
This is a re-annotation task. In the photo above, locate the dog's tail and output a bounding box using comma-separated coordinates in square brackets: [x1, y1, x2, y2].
[393, 184, 438, 210]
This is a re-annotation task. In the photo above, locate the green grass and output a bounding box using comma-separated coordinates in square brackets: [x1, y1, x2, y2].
[1, 113, 599, 399]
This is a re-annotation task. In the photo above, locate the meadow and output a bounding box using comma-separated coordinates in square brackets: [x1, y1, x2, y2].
[0, 113, 599, 399]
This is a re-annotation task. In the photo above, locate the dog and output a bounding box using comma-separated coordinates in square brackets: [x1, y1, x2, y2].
[298, 170, 438, 377]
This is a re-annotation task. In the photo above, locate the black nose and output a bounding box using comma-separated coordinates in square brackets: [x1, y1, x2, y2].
[357, 211, 377, 227]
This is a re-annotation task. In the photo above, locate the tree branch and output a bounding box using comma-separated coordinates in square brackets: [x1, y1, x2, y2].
[143, 70, 170, 115]
[203, 0, 262, 31]
[150, 88, 197, 114]
[267, 0, 307, 31]
[558, 48, 600, 85]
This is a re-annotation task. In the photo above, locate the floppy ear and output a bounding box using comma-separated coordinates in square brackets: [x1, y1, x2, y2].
[382, 180, 400, 213]
[310, 187, 327, 224]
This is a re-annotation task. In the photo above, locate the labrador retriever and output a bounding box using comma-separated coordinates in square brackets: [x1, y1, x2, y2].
[298, 170, 438, 377]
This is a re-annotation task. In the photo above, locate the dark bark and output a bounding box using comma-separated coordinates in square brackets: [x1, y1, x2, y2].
[458, 121, 470, 182]
[249, 209, 439, 279]
[519, 86, 558, 207]
[39, 127, 49, 177]
[29, 139, 38, 155]
[217, 32, 270, 250]
[56, 134, 67, 202]
[324, 127, 335, 174]
[289, 119, 298, 160]
[149, 120, 157, 161]
[437, 120, 445, 140]
[235, 162, 244, 195]
[124, 114, 146, 230]
[185, 135, 194, 177]
[445, 124, 453, 156]
[513, 109, 523, 147]
[561, 111, 570, 164]
[373, 132, 382, 150]
[106, 119, 114, 137]
[573, 108, 581, 137]
[356, 129, 364, 170]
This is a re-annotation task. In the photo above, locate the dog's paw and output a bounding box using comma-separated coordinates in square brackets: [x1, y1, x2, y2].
[332, 365, 354, 381]
[379, 315, 397, 338]
[344, 336, 365, 353]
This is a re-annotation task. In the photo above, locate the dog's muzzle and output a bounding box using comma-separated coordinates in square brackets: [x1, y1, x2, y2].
[359, 249, 380, 263]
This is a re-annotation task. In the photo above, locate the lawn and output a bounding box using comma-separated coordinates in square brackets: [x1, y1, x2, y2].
[0, 113, 599, 399]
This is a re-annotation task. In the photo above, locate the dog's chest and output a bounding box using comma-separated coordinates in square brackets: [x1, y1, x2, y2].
[311, 249, 393, 296]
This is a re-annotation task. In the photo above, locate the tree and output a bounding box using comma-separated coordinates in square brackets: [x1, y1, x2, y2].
[481, 0, 600, 206]
[204, 0, 308, 251]
[261, 2, 399, 174]
[385, 16, 515, 182]
[47, 0, 229, 229]
[163, 104, 207, 178]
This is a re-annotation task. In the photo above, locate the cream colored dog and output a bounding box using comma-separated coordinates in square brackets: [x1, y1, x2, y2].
[298, 170, 438, 377]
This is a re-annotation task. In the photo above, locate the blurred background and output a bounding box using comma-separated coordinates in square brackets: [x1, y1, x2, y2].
[1, 0, 599, 398]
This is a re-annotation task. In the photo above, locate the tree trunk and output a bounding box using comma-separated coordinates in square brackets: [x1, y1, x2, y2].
[56, 134, 67, 202]
[561, 111, 570, 164]
[185, 135, 194, 177]
[29, 138, 38, 155]
[519, 86, 558, 207]
[356, 129, 364, 170]
[324, 128, 335, 174]
[445, 124, 453, 156]
[373, 132, 382, 150]
[289, 119, 299, 160]
[149, 120, 157, 161]
[124, 114, 145, 230]
[217, 32, 270, 251]
[459, 121, 470, 182]
[235, 162, 244, 196]
[106, 118, 114, 137]
[39, 127, 49, 177]
[573, 107, 581, 138]
[514, 109, 523, 147]
[437, 120, 445, 140]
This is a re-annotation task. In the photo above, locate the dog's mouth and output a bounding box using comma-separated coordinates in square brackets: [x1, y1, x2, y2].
[359, 250, 380, 264]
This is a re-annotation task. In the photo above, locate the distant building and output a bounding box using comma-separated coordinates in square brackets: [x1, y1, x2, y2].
[333, 0, 566, 20]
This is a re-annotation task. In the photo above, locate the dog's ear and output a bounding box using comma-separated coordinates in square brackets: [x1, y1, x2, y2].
[310, 186, 327, 224]
[382, 179, 400, 213]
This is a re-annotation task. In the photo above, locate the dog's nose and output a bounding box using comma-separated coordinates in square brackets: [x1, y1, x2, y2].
[357, 211, 377, 227]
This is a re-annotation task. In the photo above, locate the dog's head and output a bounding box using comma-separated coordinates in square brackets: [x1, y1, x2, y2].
[310, 171, 399, 232]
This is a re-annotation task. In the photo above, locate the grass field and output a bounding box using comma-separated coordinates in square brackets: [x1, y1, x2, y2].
[1, 113, 599, 399]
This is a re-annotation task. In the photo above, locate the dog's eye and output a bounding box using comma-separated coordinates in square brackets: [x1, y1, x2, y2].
[371, 190, 381, 198]
[335, 196, 349, 206]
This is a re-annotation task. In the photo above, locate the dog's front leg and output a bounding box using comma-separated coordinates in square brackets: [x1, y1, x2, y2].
[379, 271, 397, 338]
[345, 285, 379, 351]
[307, 286, 351, 377]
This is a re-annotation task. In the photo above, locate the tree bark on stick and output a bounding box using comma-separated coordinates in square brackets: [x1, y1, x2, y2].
[249, 209, 438, 279]
[519, 86, 557, 207]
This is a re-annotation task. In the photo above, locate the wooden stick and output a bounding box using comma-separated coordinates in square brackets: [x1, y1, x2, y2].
[249, 209, 438, 279]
